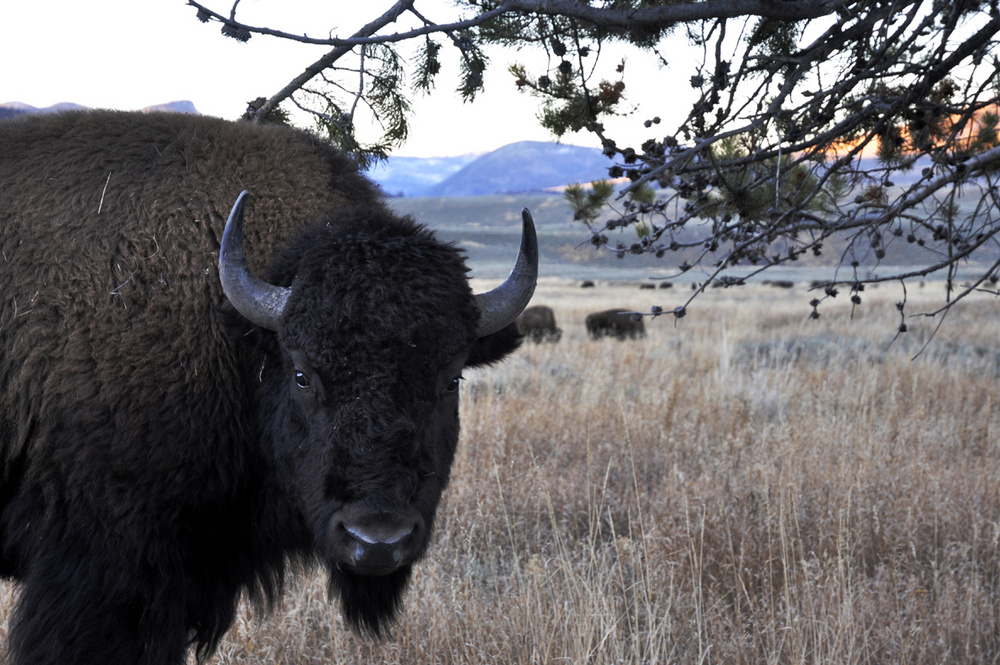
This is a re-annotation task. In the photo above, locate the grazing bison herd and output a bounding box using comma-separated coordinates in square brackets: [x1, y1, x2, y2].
[513, 304, 653, 343]
[0, 110, 537, 665]
[518, 305, 646, 342]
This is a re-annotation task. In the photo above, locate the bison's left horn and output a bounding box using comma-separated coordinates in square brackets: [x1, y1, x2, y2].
[219, 190, 291, 331]
[475, 208, 538, 337]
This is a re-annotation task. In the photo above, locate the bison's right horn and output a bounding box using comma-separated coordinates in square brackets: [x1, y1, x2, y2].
[219, 190, 291, 331]
[474, 208, 538, 337]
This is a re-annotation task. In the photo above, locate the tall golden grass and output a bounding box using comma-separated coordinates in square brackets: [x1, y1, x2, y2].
[4, 281, 999, 664]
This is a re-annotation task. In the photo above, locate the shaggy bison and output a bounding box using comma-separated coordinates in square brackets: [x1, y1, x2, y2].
[516, 305, 562, 343]
[585, 308, 646, 340]
[0, 110, 537, 665]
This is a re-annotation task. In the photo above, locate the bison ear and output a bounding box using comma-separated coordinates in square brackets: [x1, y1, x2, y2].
[466, 322, 522, 368]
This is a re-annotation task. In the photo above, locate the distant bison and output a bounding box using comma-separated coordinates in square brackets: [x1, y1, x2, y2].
[585, 308, 646, 340]
[0, 111, 537, 665]
[517, 305, 563, 343]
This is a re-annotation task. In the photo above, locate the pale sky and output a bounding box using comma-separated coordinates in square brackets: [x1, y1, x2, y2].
[2, 0, 693, 157]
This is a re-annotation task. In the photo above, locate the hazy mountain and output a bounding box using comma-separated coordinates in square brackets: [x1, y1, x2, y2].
[140, 101, 199, 114]
[424, 141, 615, 197]
[0, 101, 88, 120]
[369, 142, 614, 198]
[369, 154, 480, 197]
[0, 101, 199, 119]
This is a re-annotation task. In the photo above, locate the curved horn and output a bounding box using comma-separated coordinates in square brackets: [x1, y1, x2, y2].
[475, 208, 538, 337]
[218, 190, 291, 331]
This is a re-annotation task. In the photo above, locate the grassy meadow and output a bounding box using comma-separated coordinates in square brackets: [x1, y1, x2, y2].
[206, 280, 998, 664]
[3, 280, 999, 663]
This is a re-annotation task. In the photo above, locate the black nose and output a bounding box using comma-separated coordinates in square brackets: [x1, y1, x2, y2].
[330, 507, 425, 575]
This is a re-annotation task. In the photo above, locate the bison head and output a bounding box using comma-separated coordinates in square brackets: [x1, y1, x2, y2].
[219, 192, 535, 635]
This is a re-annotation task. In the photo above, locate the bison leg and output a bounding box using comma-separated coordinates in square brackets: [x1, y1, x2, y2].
[8, 548, 189, 665]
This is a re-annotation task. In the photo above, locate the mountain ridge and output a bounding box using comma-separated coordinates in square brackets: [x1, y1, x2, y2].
[420, 141, 614, 198]
[0, 100, 199, 121]
[370, 140, 616, 197]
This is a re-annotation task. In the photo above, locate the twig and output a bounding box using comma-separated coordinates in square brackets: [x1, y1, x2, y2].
[98, 172, 112, 215]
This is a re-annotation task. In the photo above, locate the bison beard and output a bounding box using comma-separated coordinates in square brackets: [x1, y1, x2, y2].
[0, 110, 537, 665]
[332, 564, 412, 636]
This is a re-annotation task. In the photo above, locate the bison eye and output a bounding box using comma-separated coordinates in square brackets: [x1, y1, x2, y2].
[446, 375, 462, 393]
[294, 370, 310, 390]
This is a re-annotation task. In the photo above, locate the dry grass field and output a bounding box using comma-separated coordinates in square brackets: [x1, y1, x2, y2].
[2, 280, 998, 663]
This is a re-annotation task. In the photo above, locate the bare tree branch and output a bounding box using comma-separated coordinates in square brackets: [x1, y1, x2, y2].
[191, 0, 1000, 328]
[188, 0, 512, 47]
[502, 0, 848, 27]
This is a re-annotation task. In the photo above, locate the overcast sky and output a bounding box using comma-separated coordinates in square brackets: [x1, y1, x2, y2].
[2, 0, 693, 157]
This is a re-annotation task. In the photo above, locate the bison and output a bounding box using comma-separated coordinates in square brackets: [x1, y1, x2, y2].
[516, 305, 562, 343]
[0, 110, 537, 665]
[585, 308, 646, 340]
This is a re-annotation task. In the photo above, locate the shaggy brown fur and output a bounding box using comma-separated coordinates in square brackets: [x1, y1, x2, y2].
[0, 110, 523, 665]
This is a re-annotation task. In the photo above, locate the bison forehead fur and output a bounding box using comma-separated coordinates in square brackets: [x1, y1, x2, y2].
[0, 110, 526, 665]
[274, 209, 481, 374]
